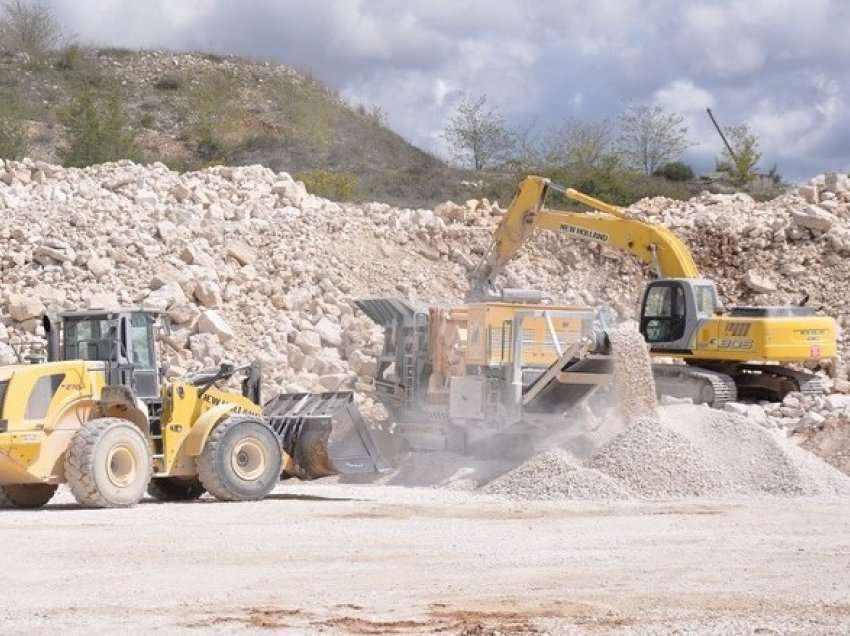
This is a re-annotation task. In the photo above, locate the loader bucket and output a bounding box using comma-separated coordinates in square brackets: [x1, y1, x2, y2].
[263, 391, 389, 480]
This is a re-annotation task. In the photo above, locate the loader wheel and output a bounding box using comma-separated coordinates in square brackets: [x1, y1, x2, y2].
[64, 418, 152, 508]
[147, 477, 205, 501]
[0, 483, 57, 509]
[198, 415, 282, 502]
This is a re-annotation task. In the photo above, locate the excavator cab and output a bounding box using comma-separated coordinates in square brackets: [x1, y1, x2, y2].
[639, 279, 719, 352]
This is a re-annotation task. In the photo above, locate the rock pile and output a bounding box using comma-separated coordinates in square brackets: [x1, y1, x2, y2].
[0, 158, 500, 402]
[1, 157, 849, 415]
[481, 449, 630, 501]
[479, 406, 850, 501]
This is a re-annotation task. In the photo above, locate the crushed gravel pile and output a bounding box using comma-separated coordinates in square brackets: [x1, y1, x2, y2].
[607, 322, 658, 421]
[480, 449, 631, 501]
[663, 405, 850, 496]
[586, 417, 732, 498]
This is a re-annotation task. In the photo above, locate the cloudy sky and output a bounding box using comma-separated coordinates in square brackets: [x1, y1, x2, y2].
[47, 0, 850, 180]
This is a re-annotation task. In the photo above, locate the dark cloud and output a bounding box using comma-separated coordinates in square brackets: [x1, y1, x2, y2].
[46, 0, 850, 180]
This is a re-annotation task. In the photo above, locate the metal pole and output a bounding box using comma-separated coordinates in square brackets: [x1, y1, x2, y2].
[706, 108, 737, 162]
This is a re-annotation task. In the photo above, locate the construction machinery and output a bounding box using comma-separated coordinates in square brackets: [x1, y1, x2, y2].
[466, 175, 838, 406]
[0, 308, 385, 509]
[356, 297, 618, 454]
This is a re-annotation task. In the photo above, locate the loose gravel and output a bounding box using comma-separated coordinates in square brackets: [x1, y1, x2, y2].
[586, 417, 732, 498]
[480, 449, 631, 501]
[663, 404, 850, 496]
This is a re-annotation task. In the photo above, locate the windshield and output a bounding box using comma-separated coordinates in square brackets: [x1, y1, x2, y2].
[63, 316, 122, 362]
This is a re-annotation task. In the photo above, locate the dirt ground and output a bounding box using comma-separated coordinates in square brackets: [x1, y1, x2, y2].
[2, 484, 849, 635]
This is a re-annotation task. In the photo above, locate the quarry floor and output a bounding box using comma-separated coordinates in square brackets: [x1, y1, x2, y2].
[2, 483, 849, 635]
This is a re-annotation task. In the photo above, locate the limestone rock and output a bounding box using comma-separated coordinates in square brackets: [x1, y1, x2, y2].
[197, 310, 234, 343]
[8, 294, 44, 322]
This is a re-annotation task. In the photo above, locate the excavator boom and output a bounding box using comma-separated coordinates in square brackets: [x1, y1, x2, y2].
[469, 176, 698, 300]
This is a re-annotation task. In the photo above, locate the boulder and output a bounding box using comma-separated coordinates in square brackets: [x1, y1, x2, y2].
[294, 330, 322, 354]
[744, 269, 777, 293]
[87, 256, 113, 280]
[791, 205, 835, 231]
[7, 294, 44, 322]
[226, 241, 257, 266]
[197, 310, 235, 343]
[313, 317, 342, 348]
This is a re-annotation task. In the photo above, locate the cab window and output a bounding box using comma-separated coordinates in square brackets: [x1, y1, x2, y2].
[130, 313, 154, 367]
[641, 283, 687, 343]
[694, 285, 717, 316]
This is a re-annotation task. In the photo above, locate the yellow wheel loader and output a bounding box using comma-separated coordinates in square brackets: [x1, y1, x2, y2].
[0, 308, 385, 509]
[466, 176, 838, 406]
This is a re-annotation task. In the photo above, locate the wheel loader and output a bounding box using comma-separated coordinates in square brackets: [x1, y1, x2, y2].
[0, 308, 385, 509]
[465, 176, 838, 406]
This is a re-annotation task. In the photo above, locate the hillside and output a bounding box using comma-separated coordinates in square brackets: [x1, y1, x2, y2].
[0, 47, 467, 205]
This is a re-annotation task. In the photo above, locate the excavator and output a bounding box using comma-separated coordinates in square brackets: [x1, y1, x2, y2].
[466, 175, 838, 406]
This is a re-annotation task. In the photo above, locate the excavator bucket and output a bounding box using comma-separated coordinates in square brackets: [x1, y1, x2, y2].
[263, 391, 389, 480]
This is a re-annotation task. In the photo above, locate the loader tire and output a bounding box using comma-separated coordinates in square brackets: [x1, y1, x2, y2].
[198, 415, 282, 502]
[147, 477, 205, 501]
[64, 417, 152, 508]
[0, 483, 57, 508]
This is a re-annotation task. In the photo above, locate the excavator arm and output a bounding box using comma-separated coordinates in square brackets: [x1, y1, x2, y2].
[468, 176, 700, 299]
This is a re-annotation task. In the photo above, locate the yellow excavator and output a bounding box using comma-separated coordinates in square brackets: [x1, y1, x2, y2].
[466, 176, 838, 406]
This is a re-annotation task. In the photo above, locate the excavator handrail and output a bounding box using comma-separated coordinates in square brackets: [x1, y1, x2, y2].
[468, 175, 701, 300]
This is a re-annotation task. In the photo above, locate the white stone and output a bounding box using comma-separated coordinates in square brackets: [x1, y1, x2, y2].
[313, 317, 342, 347]
[197, 310, 235, 343]
[743, 269, 777, 293]
[87, 256, 113, 279]
[294, 330, 322, 354]
[7, 294, 44, 322]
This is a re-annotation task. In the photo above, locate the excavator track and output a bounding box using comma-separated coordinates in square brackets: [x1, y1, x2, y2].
[730, 364, 826, 402]
[651, 363, 738, 408]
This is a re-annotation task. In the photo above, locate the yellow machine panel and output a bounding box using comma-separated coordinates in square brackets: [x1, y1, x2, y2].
[159, 380, 263, 475]
[431, 303, 591, 369]
[0, 361, 106, 484]
[689, 315, 837, 362]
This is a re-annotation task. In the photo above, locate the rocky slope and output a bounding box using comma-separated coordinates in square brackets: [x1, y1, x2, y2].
[1, 48, 456, 204]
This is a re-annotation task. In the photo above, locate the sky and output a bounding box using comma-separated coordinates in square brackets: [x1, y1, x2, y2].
[46, 0, 850, 180]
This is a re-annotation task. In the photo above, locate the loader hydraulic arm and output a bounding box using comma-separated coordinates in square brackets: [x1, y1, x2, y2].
[468, 176, 700, 300]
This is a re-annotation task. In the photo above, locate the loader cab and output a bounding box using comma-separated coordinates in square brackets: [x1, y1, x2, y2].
[639, 280, 718, 353]
[42, 309, 162, 400]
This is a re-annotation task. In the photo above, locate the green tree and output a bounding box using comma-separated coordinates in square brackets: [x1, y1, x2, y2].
[541, 117, 614, 172]
[0, 93, 27, 159]
[0, 0, 61, 57]
[60, 91, 137, 167]
[442, 94, 514, 170]
[716, 124, 762, 186]
[617, 104, 692, 174]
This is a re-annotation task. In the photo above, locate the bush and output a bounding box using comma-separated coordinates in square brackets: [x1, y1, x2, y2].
[296, 170, 357, 201]
[0, 93, 26, 159]
[654, 161, 694, 182]
[55, 43, 83, 71]
[139, 112, 155, 128]
[59, 91, 138, 167]
[187, 73, 249, 160]
[154, 74, 182, 91]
